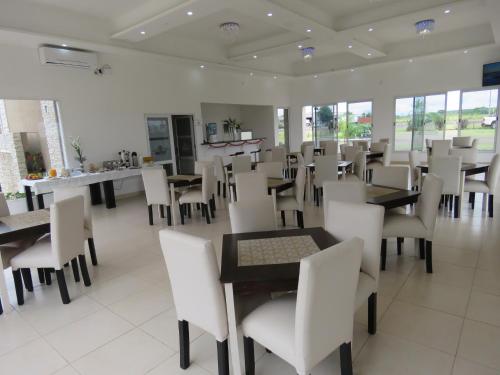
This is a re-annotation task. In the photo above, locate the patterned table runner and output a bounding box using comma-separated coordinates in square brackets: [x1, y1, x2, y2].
[367, 185, 400, 199]
[0, 209, 50, 230]
[237, 235, 320, 266]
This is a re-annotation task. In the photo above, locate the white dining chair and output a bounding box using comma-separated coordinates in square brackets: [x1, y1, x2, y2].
[303, 145, 314, 165]
[325, 201, 384, 334]
[353, 140, 369, 151]
[430, 156, 462, 217]
[194, 160, 213, 174]
[409, 150, 420, 190]
[353, 151, 367, 181]
[465, 153, 499, 217]
[367, 143, 391, 181]
[431, 140, 452, 158]
[452, 136, 472, 147]
[178, 166, 214, 224]
[344, 146, 360, 163]
[270, 147, 287, 167]
[10, 196, 90, 305]
[450, 147, 478, 164]
[229, 196, 277, 233]
[300, 141, 314, 156]
[256, 162, 283, 179]
[235, 171, 268, 202]
[372, 166, 410, 190]
[141, 168, 174, 226]
[379, 138, 390, 144]
[277, 166, 306, 228]
[313, 155, 339, 206]
[214, 155, 227, 198]
[382, 173, 443, 273]
[242, 237, 363, 375]
[320, 140, 338, 155]
[339, 144, 347, 160]
[323, 180, 367, 224]
[54, 186, 99, 265]
[229, 155, 252, 183]
[370, 142, 386, 153]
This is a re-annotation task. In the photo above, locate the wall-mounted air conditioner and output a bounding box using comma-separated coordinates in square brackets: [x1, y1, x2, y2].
[38, 45, 98, 69]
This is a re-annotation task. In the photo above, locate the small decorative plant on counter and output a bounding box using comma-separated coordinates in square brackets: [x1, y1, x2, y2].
[71, 136, 87, 171]
[223, 118, 242, 140]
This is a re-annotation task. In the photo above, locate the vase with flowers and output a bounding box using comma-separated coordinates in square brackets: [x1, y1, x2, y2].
[222, 118, 242, 141]
[71, 137, 87, 171]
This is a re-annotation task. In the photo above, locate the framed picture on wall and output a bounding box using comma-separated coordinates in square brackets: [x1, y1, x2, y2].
[206, 123, 217, 136]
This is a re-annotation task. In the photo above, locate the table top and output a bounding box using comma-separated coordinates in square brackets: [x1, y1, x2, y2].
[220, 227, 337, 289]
[229, 177, 294, 194]
[306, 160, 353, 170]
[417, 162, 489, 175]
[0, 209, 50, 245]
[168, 174, 202, 187]
[366, 185, 420, 209]
[365, 151, 384, 159]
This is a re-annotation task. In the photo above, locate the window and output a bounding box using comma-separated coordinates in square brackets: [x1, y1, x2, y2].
[394, 89, 498, 151]
[276, 108, 289, 150]
[0, 99, 65, 193]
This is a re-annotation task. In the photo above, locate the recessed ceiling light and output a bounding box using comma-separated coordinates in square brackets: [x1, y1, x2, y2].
[314, 75, 318, 78]
[444, 9, 451, 14]
[306, 29, 312, 33]
[200, 65, 205, 69]
[368, 27, 374, 32]
[267, 12, 273, 17]
[250, 72, 254, 76]
[367, 53, 372, 56]
[253, 55, 258, 59]
[62, 44, 67, 47]
[464, 50, 468, 54]
[298, 45, 303, 49]
[348, 44, 353, 49]
[140, 30, 146, 35]
[409, 59, 413, 63]
[350, 68, 355, 72]
[187, 11, 193, 16]
[273, 76, 277, 79]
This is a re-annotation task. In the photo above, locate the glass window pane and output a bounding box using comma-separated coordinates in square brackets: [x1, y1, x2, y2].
[461, 89, 498, 151]
[314, 105, 336, 143]
[347, 101, 372, 142]
[395, 97, 414, 151]
[337, 102, 348, 147]
[302, 106, 313, 142]
[445, 91, 460, 140]
[146, 117, 172, 162]
[424, 94, 446, 145]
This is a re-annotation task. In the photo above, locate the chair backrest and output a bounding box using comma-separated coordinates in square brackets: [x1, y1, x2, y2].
[201, 165, 215, 202]
[323, 180, 367, 223]
[415, 174, 443, 240]
[339, 144, 347, 160]
[213, 155, 226, 183]
[353, 140, 369, 151]
[0, 193, 10, 217]
[229, 196, 277, 233]
[303, 145, 314, 165]
[409, 150, 419, 183]
[372, 166, 409, 190]
[353, 151, 366, 181]
[270, 147, 286, 167]
[382, 143, 392, 166]
[296, 153, 305, 167]
[452, 136, 472, 147]
[379, 138, 390, 144]
[301, 141, 314, 156]
[325, 201, 384, 285]
[141, 168, 171, 207]
[235, 172, 268, 201]
[314, 155, 338, 186]
[344, 146, 360, 162]
[262, 149, 272, 163]
[295, 167, 306, 211]
[431, 140, 452, 157]
[159, 229, 228, 342]
[51, 196, 85, 267]
[256, 162, 283, 179]
[487, 153, 500, 191]
[425, 139, 432, 149]
[320, 140, 338, 155]
[232, 155, 252, 175]
[429, 156, 461, 195]
[194, 160, 213, 175]
[450, 147, 478, 164]
[53, 186, 93, 235]
[370, 142, 385, 153]
[471, 138, 479, 149]
[294, 237, 363, 374]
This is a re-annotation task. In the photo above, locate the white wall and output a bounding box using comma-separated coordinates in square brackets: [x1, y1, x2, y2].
[240, 105, 275, 150]
[0, 43, 290, 194]
[289, 45, 500, 161]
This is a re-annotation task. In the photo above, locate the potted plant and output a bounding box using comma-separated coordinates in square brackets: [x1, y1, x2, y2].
[5, 192, 28, 214]
[70, 136, 87, 171]
[222, 118, 242, 140]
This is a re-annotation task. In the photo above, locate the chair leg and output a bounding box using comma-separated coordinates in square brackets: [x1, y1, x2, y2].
[469, 192, 475, 209]
[397, 237, 403, 256]
[217, 181, 221, 196]
[339, 342, 353, 375]
[223, 183, 227, 198]
[0, 296, 3, 315]
[78, 254, 92, 286]
[159, 204, 165, 218]
[88, 238, 98, 266]
[297, 211, 304, 229]
[204, 204, 211, 224]
[368, 293, 377, 335]
[12, 269, 24, 305]
[187, 204, 192, 219]
[71, 258, 80, 282]
[178, 320, 190, 369]
[243, 336, 255, 375]
[55, 269, 71, 304]
[217, 340, 230, 375]
[425, 240, 433, 273]
[281, 211, 286, 227]
[179, 203, 185, 225]
[21, 268, 33, 292]
[489, 194, 494, 218]
[380, 239, 387, 271]
[44, 268, 52, 285]
[454, 195, 460, 219]
[166, 206, 172, 226]
[148, 205, 153, 225]
[210, 199, 216, 219]
[37, 268, 45, 284]
[419, 238, 425, 259]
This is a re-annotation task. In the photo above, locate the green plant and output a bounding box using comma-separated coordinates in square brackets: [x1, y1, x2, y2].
[70, 136, 87, 164]
[222, 118, 242, 134]
[5, 192, 27, 200]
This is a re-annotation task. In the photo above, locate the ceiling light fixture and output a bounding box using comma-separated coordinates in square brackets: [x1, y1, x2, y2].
[350, 68, 355, 72]
[267, 12, 273, 17]
[313, 75, 318, 78]
[140, 30, 146, 35]
[367, 53, 372, 56]
[301, 47, 315, 61]
[444, 9, 451, 14]
[62, 44, 67, 47]
[464, 50, 468, 54]
[306, 29, 312, 33]
[273, 76, 277, 79]
[368, 27, 374, 32]
[220, 22, 240, 39]
[200, 65, 205, 69]
[249, 72, 254, 76]
[409, 59, 413, 63]
[415, 19, 435, 35]
[298, 45, 303, 49]
[348, 44, 353, 49]
[187, 11, 193, 16]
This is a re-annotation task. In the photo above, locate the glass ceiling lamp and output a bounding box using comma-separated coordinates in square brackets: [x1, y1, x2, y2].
[302, 47, 315, 61]
[415, 19, 435, 35]
[219, 22, 240, 41]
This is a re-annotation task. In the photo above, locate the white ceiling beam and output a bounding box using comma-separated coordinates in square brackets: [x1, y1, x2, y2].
[485, 0, 500, 42]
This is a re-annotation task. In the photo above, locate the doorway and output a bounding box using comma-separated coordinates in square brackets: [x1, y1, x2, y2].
[172, 115, 196, 174]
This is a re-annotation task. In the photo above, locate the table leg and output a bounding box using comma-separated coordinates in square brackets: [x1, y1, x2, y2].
[457, 171, 465, 218]
[24, 186, 34, 212]
[102, 180, 116, 209]
[170, 183, 177, 226]
[0, 257, 12, 313]
[36, 194, 45, 209]
[224, 283, 242, 375]
[342, 166, 347, 179]
[89, 183, 103, 205]
[225, 168, 232, 203]
[418, 168, 423, 192]
[306, 167, 311, 202]
[271, 188, 277, 214]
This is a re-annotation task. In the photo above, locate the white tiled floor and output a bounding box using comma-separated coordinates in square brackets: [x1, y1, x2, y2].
[0, 193, 499, 374]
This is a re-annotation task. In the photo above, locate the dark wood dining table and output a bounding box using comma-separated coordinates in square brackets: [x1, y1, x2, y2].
[220, 227, 338, 375]
[366, 185, 421, 209]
